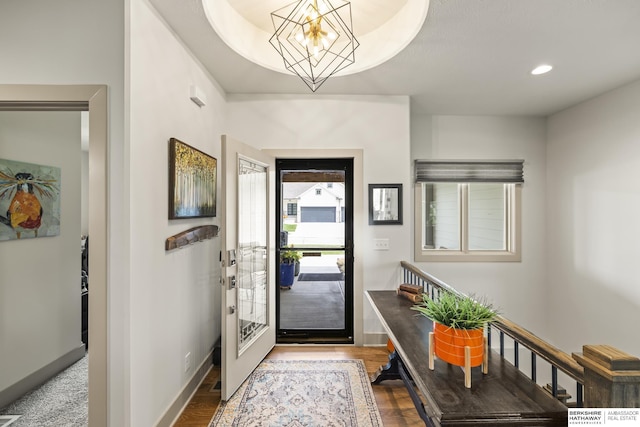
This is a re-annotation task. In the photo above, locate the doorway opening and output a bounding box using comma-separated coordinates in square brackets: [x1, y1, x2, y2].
[0, 85, 108, 426]
[276, 158, 354, 343]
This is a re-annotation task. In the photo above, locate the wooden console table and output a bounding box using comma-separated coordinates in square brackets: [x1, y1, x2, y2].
[367, 290, 568, 426]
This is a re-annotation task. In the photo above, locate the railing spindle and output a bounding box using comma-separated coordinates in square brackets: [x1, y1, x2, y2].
[531, 353, 537, 382]
[576, 383, 583, 408]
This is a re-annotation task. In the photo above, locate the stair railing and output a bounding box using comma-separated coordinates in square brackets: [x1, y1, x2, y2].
[400, 261, 640, 409]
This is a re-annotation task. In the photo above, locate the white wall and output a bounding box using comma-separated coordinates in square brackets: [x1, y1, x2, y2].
[547, 79, 640, 357]
[0, 1, 126, 423]
[0, 112, 83, 396]
[129, 1, 225, 425]
[227, 95, 412, 339]
[411, 115, 549, 335]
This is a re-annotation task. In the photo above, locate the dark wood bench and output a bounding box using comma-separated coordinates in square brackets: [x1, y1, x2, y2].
[366, 290, 568, 426]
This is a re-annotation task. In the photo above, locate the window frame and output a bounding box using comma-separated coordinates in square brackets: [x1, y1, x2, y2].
[414, 183, 521, 262]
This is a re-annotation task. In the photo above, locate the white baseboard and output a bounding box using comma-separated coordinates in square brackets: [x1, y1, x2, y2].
[156, 351, 213, 427]
[363, 332, 388, 346]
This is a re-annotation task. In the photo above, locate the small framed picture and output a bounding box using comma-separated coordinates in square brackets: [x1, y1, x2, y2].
[369, 184, 402, 225]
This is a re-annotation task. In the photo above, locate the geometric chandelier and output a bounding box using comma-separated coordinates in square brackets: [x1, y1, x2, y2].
[270, 0, 360, 92]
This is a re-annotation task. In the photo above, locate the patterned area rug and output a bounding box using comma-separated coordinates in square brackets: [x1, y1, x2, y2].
[210, 359, 383, 427]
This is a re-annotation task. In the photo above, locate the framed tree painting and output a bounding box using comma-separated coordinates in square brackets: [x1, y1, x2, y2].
[0, 158, 61, 241]
[169, 138, 217, 219]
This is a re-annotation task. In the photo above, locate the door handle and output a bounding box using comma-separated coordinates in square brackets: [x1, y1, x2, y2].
[229, 305, 236, 314]
[227, 249, 237, 266]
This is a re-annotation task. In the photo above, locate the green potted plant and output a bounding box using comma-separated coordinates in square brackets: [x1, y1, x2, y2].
[284, 246, 302, 276]
[412, 291, 497, 373]
[279, 249, 301, 287]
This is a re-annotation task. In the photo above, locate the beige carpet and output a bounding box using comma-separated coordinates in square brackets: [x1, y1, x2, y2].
[0, 355, 87, 427]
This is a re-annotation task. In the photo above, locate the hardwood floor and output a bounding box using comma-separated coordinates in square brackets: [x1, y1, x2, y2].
[173, 345, 424, 426]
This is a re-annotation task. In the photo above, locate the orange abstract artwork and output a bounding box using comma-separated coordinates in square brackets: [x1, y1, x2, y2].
[0, 158, 60, 241]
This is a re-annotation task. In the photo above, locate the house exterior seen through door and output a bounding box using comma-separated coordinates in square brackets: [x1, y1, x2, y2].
[276, 158, 354, 343]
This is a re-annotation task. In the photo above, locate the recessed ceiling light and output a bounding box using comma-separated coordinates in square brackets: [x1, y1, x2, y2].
[531, 64, 553, 75]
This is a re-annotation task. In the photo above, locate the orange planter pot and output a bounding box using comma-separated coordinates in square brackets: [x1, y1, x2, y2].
[386, 339, 395, 353]
[433, 322, 484, 367]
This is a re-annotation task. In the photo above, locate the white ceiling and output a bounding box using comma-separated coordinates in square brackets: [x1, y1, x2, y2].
[226, 0, 407, 35]
[202, 0, 427, 75]
[148, 0, 640, 116]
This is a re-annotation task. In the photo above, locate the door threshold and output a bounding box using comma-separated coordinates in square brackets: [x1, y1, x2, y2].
[277, 336, 354, 345]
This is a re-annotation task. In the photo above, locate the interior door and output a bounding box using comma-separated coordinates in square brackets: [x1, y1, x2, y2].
[220, 135, 276, 400]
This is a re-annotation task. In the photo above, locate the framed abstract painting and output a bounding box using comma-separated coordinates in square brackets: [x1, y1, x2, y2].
[0, 158, 61, 241]
[168, 138, 217, 219]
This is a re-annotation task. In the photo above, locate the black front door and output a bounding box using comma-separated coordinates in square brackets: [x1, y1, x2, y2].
[276, 158, 354, 343]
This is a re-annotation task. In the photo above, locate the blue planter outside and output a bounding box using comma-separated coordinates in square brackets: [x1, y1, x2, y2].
[280, 262, 295, 287]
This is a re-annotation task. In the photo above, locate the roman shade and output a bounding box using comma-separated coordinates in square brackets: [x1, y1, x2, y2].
[415, 160, 524, 183]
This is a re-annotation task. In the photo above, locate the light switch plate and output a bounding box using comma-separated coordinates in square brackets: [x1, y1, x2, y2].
[374, 238, 390, 250]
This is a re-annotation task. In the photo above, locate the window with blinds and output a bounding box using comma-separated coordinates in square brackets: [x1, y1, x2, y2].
[414, 160, 523, 262]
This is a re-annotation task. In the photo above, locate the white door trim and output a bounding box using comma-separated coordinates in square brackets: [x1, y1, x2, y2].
[0, 84, 108, 426]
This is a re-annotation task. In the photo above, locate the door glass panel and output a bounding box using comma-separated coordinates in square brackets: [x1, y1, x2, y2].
[277, 165, 351, 340]
[237, 158, 268, 353]
[281, 174, 345, 249]
[279, 249, 345, 330]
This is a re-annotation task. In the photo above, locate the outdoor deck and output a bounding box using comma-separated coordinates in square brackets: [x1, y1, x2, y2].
[279, 255, 345, 330]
